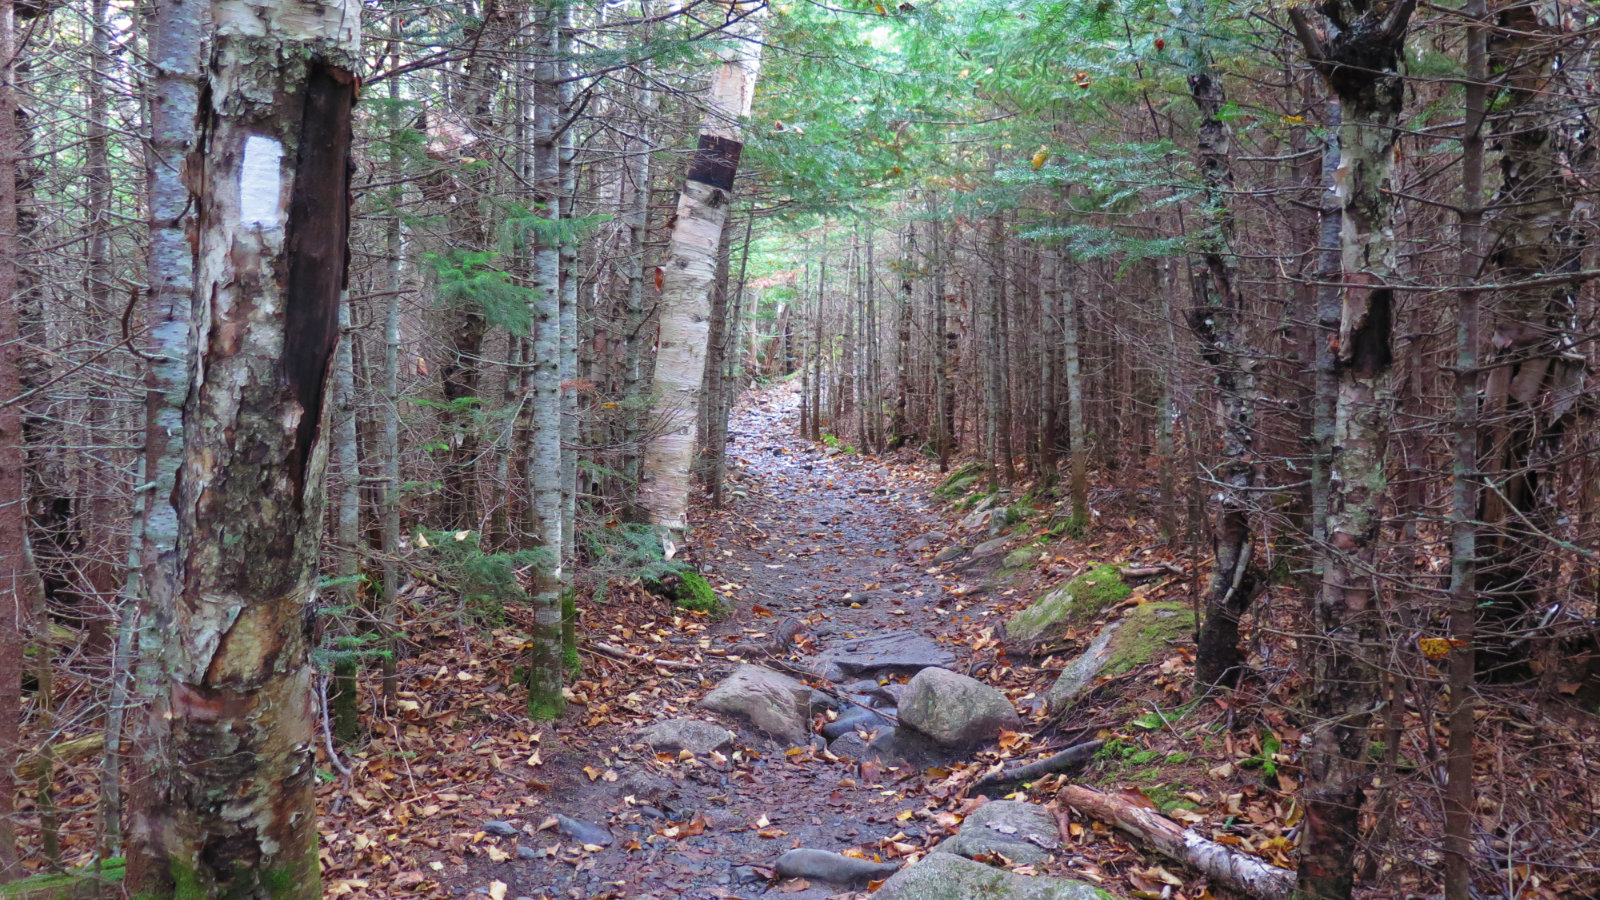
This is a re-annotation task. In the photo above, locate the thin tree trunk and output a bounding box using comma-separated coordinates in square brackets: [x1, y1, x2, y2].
[891, 220, 914, 448]
[525, 0, 566, 720]
[1063, 264, 1088, 533]
[330, 294, 362, 744]
[0, 0, 39, 876]
[1473, 0, 1593, 673]
[1444, 2, 1486, 892]
[1182, 16, 1264, 687]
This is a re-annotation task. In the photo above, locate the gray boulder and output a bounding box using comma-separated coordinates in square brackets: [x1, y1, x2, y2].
[774, 848, 900, 886]
[637, 718, 736, 756]
[701, 664, 814, 743]
[821, 706, 891, 739]
[870, 852, 1106, 900]
[898, 667, 1020, 748]
[934, 545, 969, 563]
[933, 800, 1061, 866]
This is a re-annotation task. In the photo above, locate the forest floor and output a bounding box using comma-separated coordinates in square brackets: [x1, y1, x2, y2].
[23, 387, 1599, 899]
[313, 382, 1396, 900]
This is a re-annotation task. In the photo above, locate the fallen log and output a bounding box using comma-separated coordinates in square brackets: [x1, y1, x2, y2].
[1058, 784, 1294, 900]
[17, 732, 105, 782]
[972, 740, 1103, 794]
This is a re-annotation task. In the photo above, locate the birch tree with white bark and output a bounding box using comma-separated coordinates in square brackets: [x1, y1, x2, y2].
[639, 2, 767, 540]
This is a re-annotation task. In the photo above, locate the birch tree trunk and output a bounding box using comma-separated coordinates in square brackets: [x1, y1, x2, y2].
[524, 0, 566, 719]
[119, 0, 207, 871]
[125, 0, 360, 892]
[1291, 2, 1415, 895]
[639, 5, 766, 536]
[1062, 263, 1088, 534]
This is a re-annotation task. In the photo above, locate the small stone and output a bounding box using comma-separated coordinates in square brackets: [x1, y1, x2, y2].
[516, 846, 539, 861]
[934, 545, 969, 563]
[731, 865, 766, 886]
[481, 820, 518, 837]
[774, 848, 901, 886]
[828, 730, 871, 759]
[971, 536, 1009, 558]
[555, 814, 613, 847]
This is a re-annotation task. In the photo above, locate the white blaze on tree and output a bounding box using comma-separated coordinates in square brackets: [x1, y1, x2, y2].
[639, 3, 766, 535]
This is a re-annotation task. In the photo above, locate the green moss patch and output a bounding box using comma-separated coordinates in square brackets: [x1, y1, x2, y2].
[1101, 601, 1194, 677]
[4, 858, 124, 899]
[934, 462, 986, 499]
[1006, 563, 1131, 645]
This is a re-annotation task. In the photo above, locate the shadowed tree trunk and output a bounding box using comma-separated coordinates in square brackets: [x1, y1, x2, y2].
[124, 0, 359, 892]
[1182, 7, 1265, 688]
[1473, 0, 1593, 675]
[0, 0, 44, 876]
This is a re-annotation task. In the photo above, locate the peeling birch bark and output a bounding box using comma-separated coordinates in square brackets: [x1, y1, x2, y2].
[125, 0, 361, 894]
[1291, 2, 1415, 896]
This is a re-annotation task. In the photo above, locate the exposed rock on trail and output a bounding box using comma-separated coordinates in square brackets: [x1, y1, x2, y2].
[871, 852, 1106, 900]
[932, 799, 1061, 866]
[772, 847, 900, 885]
[637, 718, 737, 756]
[801, 629, 955, 682]
[701, 664, 816, 743]
[898, 667, 1021, 748]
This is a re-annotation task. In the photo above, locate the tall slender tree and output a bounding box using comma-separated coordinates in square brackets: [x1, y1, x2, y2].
[639, 2, 767, 539]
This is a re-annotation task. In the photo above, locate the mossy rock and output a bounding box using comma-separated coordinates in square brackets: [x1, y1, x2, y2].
[659, 571, 733, 620]
[935, 462, 987, 499]
[1101, 601, 1194, 677]
[1002, 546, 1039, 571]
[0, 859, 123, 899]
[1006, 564, 1130, 646]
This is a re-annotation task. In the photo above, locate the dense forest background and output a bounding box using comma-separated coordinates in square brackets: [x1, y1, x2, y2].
[0, 0, 1595, 896]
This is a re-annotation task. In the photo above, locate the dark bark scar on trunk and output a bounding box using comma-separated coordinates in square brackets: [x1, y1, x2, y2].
[282, 62, 356, 498]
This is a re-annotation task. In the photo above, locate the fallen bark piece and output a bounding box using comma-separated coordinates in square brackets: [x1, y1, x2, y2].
[972, 740, 1103, 794]
[773, 848, 900, 885]
[590, 641, 699, 670]
[1058, 784, 1293, 900]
